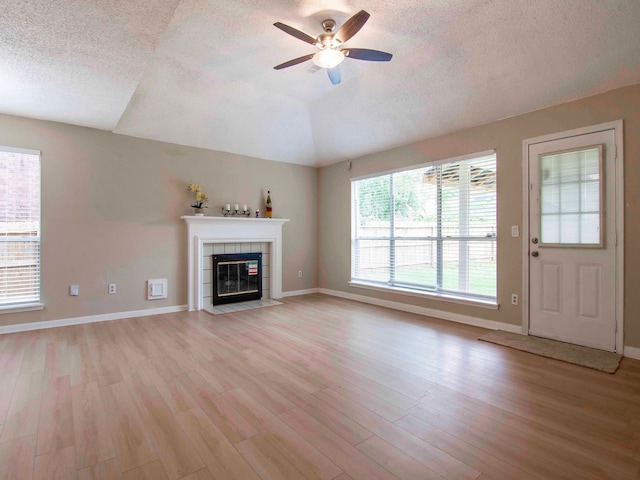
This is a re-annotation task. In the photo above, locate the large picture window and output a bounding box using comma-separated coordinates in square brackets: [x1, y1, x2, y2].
[0, 146, 41, 309]
[351, 151, 497, 303]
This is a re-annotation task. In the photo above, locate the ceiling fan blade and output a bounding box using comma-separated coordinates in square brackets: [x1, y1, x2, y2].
[346, 48, 392, 62]
[327, 66, 341, 85]
[273, 22, 317, 46]
[274, 54, 315, 70]
[335, 10, 370, 43]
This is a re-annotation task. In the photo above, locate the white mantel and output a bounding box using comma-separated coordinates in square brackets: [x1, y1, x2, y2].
[181, 216, 289, 311]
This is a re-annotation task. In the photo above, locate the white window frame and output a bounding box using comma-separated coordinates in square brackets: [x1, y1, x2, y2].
[0, 146, 44, 314]
[350, 150, 498, 308]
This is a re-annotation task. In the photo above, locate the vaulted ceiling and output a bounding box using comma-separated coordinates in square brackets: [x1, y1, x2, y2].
[1, 1, 639, 167]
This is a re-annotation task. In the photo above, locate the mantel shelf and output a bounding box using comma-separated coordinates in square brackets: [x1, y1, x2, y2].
[181, 216, 290, 225]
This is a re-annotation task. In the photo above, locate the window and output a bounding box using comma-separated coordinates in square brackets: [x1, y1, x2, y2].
[351, 151, 497, 303]
[539, 145, 602, 245]
[0, 146, 41, 310]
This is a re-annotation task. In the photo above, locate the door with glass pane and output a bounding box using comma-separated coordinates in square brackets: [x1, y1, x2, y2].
[528, 129, 616, 351]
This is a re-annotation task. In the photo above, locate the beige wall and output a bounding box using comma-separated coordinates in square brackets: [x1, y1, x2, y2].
[0, 114, 318, 327]
[318, 84, 640, 348]
[2, 84, 639, 348]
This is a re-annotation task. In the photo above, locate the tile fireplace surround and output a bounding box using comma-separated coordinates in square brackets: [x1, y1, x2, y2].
[181, 216, 289, 311]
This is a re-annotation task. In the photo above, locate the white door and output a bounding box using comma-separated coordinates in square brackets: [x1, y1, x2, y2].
[528, 129, 617, 351]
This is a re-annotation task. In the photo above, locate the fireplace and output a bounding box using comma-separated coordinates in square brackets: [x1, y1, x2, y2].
[181, 216, 289, 311]
[212, 253, 262, 305]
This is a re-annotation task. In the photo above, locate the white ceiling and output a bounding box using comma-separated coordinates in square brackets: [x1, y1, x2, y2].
[1, 1, 639, 167]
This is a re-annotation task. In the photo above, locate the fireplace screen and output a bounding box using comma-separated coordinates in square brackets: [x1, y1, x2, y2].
[212, 253, 262, 305]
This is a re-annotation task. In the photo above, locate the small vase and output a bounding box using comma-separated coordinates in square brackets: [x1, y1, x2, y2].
[194, 207, 204, 216]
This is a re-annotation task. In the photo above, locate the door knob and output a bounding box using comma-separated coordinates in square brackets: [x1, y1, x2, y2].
[531, 251, 539, 257]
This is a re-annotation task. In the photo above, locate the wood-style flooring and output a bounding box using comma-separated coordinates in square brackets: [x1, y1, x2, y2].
[0, 294, 639, 480]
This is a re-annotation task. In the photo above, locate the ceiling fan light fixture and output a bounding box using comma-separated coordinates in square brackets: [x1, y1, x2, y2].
[274, 10, 391, 81]
[312, 48, 345, 69]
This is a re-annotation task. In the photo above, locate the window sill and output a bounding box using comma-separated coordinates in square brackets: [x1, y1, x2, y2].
[348, 281, 499, 310]
[0, 303, 45, 314]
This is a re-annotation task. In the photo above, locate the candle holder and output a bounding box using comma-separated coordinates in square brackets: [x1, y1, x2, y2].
[221, 206, 251, 217]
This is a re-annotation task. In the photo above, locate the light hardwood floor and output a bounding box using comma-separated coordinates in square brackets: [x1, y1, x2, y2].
[0, 294, 639, 480]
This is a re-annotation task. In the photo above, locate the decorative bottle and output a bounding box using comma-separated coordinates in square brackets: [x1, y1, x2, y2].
[265, 190, 273, 218]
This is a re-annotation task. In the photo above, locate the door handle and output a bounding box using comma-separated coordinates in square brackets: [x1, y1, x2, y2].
[531, 251, 539, 257]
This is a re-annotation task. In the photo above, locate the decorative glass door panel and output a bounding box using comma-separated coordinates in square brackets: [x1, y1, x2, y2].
[539, 145, 603, 246]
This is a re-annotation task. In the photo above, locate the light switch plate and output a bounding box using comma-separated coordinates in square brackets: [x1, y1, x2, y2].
[511, 225, 519, 237]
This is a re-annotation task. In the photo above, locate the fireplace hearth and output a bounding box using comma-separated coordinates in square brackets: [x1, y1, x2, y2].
[212, 253, 262, 305]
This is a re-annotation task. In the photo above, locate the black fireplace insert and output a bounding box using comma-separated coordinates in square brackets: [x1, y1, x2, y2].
[212, 253, 262, 305]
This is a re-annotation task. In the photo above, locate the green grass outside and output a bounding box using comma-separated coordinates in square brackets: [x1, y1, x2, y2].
[393, 261, 496, 296]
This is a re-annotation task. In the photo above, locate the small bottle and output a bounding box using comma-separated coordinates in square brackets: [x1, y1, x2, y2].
[265, 190, 273, 218]
[255, 209, 260, 218]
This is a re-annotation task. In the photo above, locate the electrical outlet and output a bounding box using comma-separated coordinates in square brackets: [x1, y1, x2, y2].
[298, 270, 303, 278]
[108, 283, 116, 295]
[511, 293, 519, 305]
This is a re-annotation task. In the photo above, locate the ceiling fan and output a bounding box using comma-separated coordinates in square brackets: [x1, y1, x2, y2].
[273, 10, 392, 85]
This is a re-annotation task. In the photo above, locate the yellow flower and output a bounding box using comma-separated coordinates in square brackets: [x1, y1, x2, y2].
[189, 182, 208, 208]
[196, 192, 208, 202]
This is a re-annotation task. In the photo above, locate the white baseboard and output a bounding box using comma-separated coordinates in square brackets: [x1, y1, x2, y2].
[7, 294, 636, 360]
[318, 288, 522, 333]
[282, 288, 320, 298]
[623, 345, 640, 360]
[318, 289, 640, 358]
[0, 305, 188, 335]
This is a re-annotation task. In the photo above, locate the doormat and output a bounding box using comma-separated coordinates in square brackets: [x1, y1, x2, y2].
[478, 330, 622, 373]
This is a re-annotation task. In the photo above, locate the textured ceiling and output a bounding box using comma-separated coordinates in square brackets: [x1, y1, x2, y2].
[1, 1, 639, 167]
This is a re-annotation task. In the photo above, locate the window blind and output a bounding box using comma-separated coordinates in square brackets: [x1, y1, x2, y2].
[0, 147, 41, 306]
[351, 152, 496, 302]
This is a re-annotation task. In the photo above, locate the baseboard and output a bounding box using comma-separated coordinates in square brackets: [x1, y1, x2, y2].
[623, 345, 640, 360]
[0, 304, 188, 335]
[282, 288, 320, 297]
[318, 288, 522, 333]
[8, 294, 632, 359]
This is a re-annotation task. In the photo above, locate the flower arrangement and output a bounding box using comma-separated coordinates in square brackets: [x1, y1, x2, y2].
[188, 183, 208, 208]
